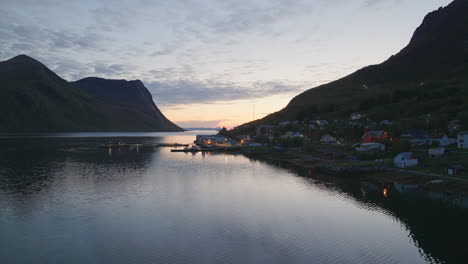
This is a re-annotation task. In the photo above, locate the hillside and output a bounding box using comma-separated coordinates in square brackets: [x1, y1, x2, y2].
[236, 0, 468, 130]
[72, 77, 182, 132]
[0, 55, 183, 132]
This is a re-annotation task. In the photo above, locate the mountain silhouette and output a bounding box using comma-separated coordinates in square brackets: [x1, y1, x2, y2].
[0, 55, 183, 132]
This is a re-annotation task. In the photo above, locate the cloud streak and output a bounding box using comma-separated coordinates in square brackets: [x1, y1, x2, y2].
[147, 79, 306, 105]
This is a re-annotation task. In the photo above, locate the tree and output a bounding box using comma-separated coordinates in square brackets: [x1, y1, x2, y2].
[218, 127, 228, 136]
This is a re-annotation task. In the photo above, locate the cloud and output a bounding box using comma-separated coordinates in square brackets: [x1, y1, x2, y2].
[0, 23, 109, 63]
[146, 79, 306, 105]
[92, 63, 136, 76]
[362, 0, 402, 8]
[200, 0, 316, 35]
[10, 43, 35, 52]
[88, 7, 131, 32]
[175, 120, 224, 128]
[150, 46, 176, 57]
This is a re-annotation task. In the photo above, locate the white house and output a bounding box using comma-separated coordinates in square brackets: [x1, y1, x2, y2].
[430, 134, 457, 146]
[458, 132, 468, 148]
[394, 152, 419, 168]
[320, 134, 336, 144]
[379, 120, 392, 125]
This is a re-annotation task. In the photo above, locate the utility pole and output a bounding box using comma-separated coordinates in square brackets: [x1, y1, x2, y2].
[253, 103, 255, 121]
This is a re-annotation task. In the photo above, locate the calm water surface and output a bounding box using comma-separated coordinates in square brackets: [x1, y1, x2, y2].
[0, 132, 466, 264]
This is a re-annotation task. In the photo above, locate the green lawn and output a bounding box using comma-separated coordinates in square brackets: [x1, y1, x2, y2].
[409, 151, 468, 178]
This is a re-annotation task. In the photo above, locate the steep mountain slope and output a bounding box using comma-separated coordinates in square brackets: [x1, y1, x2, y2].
[71, 77, 182, 132]
[0, 55, 183, 132]
[240, 0, 467, 128]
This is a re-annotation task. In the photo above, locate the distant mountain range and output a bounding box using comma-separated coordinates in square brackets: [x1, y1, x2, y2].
[236, 0, 467, 130]
[184, 127, 222, 131]
[0, 55, 183, 132]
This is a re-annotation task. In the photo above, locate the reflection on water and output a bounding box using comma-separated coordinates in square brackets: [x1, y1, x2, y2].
[0, 132, 466, 264]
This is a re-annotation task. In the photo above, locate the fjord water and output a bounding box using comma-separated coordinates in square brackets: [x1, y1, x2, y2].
[0, 132, 466, 264]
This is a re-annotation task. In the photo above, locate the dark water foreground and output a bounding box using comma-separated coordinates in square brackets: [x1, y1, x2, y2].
[0, 132, 467, 264]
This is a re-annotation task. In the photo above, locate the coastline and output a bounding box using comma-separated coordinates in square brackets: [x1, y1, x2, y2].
[242, 150, 468, 197]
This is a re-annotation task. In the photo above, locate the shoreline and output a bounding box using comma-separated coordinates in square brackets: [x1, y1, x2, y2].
[242, 151, 468, 197]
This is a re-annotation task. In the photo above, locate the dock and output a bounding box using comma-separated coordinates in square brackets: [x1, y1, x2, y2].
[99, 143, 189, 148]
[171, 147, 226, 153]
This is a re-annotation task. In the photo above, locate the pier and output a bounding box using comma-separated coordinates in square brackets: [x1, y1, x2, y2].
[171, 148, 225, 153]
[99, 143, 189, 148]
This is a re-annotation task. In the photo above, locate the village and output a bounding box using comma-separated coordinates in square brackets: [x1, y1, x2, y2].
[190, 113, 468, 180]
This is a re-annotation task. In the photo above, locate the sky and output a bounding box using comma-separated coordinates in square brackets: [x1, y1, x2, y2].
[0, 0, 452, 128]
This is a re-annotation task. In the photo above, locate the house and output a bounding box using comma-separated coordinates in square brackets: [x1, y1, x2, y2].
[350, 112, 365, 120]
[293, 132, 303, 138]
[282, 132, 294, 139]
[447, 165, 464, 176]
[361, 130, 388, 143]
[430, 134, 456, 146]
[458, 131, 468, 148]
[355, 142, 385, 152]
[237, 135, 252, 145]
[394, 152, 419, 168]
[224, 139, 237, 146]
[282, 132, 303, 139]
[195, 134, 216, 144]
[428, 147, 445, 157]
[400, 129, 430, 146]
[310, 120, 329, 127]
[320, 134, 336, 144]
[256, 125, 275, 137]
[195, 135, 230, 147]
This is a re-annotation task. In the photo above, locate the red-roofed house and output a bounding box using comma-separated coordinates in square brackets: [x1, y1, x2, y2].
[361, 130, 388, 143]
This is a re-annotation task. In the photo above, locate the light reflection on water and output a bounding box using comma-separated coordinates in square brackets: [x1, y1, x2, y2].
[0, 132, 466, 264]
